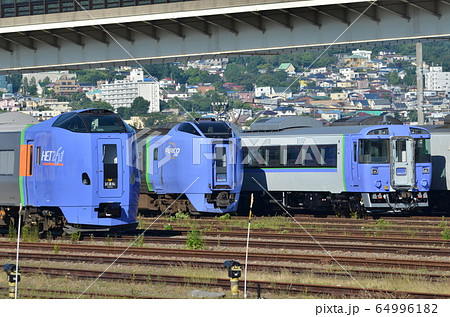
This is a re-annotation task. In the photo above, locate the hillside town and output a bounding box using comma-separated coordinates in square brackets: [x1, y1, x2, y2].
[1, 47, 449, 128]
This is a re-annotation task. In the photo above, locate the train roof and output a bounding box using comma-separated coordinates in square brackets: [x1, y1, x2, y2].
[330, 115, 402, 126]
[247, 116, 322, 132]
[240, 123, 428, 138]
[0, 112, 38, 132]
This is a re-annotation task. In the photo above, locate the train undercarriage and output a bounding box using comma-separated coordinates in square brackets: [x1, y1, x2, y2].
[238, 190, 429, 218]
[0, 206, 66, 234]
[138, 191, 237, 216]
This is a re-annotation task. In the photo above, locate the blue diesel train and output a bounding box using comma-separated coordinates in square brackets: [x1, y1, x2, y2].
[0, 109, 140, 233]
[238, 116, 432, 217]
[138, 118, 243, 215]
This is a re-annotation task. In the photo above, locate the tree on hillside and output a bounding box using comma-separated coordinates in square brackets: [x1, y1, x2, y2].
[131, 97, 150, 116]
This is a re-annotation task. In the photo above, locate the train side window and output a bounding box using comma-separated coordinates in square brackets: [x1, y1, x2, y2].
[353, 142, 357, 162]
[36, 147, 41, 165]
[28, 145, 33, 176]
[243, 147, 266, 167]
[153, 148, 158, 161]
[0, 150, 15, 176]
[286, 144, 337, 167]
[287, 146, 301, 166]
[266, 147, 280, 167]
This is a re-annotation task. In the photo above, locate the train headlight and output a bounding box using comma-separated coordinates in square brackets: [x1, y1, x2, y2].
[371, 168, 378, 175]
[422, 167, 430, 174]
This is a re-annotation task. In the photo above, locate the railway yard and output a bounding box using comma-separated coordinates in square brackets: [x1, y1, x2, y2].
[1, 214, 449, 299]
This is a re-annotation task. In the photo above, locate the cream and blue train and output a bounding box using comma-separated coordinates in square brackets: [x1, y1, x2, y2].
[238, 116, 432, 216]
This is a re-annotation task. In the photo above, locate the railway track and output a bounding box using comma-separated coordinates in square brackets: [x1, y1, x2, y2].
[138, 217, 449, 239]
[1, 215, 448, 299]
[1, 241, 449, 271]
[0, 286, 160, 299]
[1, 249, 448, 282]
[65, 234, 450, 257]
[13, 265, 450, 299]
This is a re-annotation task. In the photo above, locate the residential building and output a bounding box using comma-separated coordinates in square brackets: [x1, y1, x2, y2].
[276, 63, 296, 75]
[352, 49, 372, 60]
[425, 66, 450, 92]
[21, 110, 62, 121]
[159, 77, 176, 89]
[101, 68, 160, 112]
[52, 76, 79, 95]
[0, 99, 18, 111]
[344, 54, 369, 68]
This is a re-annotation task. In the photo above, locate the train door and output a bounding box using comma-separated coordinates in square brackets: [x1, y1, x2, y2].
[23, 140, 35, 205]
[350, 138, 359, 187]
[390, 136, 415, 190]
[97, 139, 123, 198]
[145, 137, 163, 192]
[213, 142, 234, 189]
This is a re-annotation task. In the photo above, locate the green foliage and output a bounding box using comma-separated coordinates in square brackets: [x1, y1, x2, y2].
[388, 70, 400, 85]
[441, 228, 450, 240]
[219, 213, 231, 220]
[21, 225, 40, 242]
[74, 68, 118, 85]
[170, 211, 190, 221]
[70, 230, 81, 244]
[438, 216, 447, 228]
[131, 96, 150, 116]
[376, 218, 393, 228]
[163, 224, 174, 231]
[186, 229, 204, 250]
[8, 222, 17, 241]
[53, 244, 59, 254]
[132, 234, 145, 247]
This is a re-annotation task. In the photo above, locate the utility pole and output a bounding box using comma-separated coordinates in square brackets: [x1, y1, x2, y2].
[416, 42, 425, 125]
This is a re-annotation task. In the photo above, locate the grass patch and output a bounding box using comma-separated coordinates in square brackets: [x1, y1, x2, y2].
[186, 229, 205, 250]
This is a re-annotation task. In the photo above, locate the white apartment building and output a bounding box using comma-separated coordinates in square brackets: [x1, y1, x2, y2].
[351, 49, 372, 60]
[101, 68, 160, 112]
[425, 66, 450, 92]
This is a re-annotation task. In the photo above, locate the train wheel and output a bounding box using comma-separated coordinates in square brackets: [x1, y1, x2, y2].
[349, 195, 366, 219]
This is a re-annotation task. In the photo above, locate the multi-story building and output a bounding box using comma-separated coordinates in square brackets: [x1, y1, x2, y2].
[101, 68, 160, 112]
[425, 66, 450, 92]
[52, 76, 79, 95]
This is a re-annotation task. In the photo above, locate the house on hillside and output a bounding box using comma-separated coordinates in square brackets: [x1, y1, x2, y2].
[276, 63, 296, 75]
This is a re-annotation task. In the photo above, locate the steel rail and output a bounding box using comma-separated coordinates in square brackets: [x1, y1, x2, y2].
[0, 241, 449, 270]
[18, 265, 450, 299]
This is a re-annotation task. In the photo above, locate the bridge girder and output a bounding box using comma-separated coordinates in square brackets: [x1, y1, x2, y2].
[0, 0, 449, 73]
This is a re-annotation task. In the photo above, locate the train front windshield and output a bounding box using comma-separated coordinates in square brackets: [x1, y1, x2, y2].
[358, 139, 390, 164]
[53, 110, 133, 133]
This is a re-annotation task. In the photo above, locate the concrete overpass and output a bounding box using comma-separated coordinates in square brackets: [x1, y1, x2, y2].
[0, 0, 449, 74]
